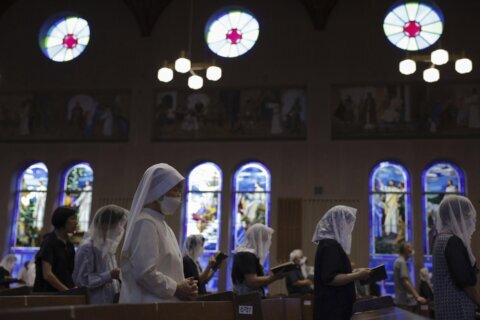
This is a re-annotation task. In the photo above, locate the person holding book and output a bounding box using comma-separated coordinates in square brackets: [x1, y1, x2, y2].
[231, 223, 284, 296]
[285, 249, 313, 295]
[312, 205, 371, 320]
[182, 234, 225, 294]
[433, 195, 480, 320]
[393, 242, 427, 311]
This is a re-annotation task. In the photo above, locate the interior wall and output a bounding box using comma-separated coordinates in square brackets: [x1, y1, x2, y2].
[0, 0, 479, 294]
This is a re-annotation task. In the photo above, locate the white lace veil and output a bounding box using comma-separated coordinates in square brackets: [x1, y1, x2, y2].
[234, 223, 274, 266]
[121, 163, 184, 260]
[312, 205, 357, 254]
[437, 195, 477, 265]
[0, 254, 17, 274]
[81, 205, 128, 258]
[183, 234, 205, 261]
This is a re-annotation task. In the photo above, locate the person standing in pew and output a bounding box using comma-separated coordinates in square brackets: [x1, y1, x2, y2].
[33, 206, 78, 292]
[393, 242, 427, 312]
[231, 223, 285, 297]
[182, 235, 222, 295]
[285, 249, 313, 295]
[312, 205, 371, 320]
[433, 195, 480, 320]
[119, 163, 198, 303]
[0, 254, 18, 289]
[73, 205, 128, 304]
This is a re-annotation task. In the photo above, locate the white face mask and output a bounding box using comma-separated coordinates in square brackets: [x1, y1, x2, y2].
[157, 196, 182, 215]
[300, 256, 307, 265]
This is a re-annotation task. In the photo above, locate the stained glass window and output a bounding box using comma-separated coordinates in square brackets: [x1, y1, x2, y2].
[232, 162, 271, 249]
[184, 162, 222, 292]
[60, 163, 94, 236]
[12, 162, 48, 249]
[205, 7, 259, 58]
[422, 162, 464, 256]
[383, 2, 444, 51]
[39, 15, 90, 62]
[369, 161, 411, 296]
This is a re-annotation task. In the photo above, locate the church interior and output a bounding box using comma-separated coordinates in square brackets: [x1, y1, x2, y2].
[0, 0, 479, 319]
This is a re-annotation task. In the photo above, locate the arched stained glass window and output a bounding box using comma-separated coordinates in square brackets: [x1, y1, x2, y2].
[422, 162, 464, 256]
[205, 7, 259, 58]
[369, 161, 411, 295]
[39, 15, 90, 62]
[383, 2, 444, 51]
[232, 162, 271, 249]
[12, 162, 48, 249]
[184, 162, 222, 292]
[60, 163, 94, 236]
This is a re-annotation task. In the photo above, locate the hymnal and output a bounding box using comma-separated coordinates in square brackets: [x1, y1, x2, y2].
[360, 264, 387, 285]
[270, 261, 297, 274]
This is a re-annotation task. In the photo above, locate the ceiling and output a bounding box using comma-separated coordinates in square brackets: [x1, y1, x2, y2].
[1, 0, 338, 36]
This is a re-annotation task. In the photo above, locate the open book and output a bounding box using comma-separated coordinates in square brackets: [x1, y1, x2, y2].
[270, 261, 297, 274]
[359, 264, 387, 285]
[213, 252, 228, 268]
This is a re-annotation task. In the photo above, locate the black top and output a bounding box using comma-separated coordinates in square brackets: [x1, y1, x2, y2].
[183, 256, 207, 294]
[445, 235, 477, 289]
[231, 251, 265, 295]
[419, 280, 434, 301]
[33, 232, 75, 292]
[0, 266, 11, 289]
[286, 266, 313, 295]
[314, 239, 356, 320]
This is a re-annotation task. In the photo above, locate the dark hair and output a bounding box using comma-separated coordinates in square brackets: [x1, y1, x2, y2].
[398, 241, 411, 254]
[51, 206, 77, 229]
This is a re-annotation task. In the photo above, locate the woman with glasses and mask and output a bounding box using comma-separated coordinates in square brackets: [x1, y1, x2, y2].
[119, 163, 198, 303]
[73, 205, 128, 304]
[182, 234, 220, 295]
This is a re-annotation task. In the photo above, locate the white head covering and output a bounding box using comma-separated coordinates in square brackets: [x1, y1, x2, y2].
[0, 254, 17, 274]
[234, 223, 274, 266]
[121, 163, 184, 258]
[437, 195, 477, 265]
[312, 205, 357, 254]
[81, 205, 128, 258]
[183, 234, 205, 261]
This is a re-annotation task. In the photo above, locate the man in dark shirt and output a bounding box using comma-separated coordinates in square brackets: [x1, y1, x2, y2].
[286, 249, 313, 295]
[33, 206, 78, 292]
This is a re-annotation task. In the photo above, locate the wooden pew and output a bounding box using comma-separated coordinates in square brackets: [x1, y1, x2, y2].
[0, 301, 236, 320]
[0, 295, 87, 309]
[352, 306, 432, 319]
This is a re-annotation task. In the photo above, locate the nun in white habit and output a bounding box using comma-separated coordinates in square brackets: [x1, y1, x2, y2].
[119, 163, 197, 303]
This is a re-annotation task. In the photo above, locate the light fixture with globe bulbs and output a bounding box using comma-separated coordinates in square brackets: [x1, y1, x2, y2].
[398, 48, 472, 83]
[157, 55, 222, 90]
[156, 0, 222, 90]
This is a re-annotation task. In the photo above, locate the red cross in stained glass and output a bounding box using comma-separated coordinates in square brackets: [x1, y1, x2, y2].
[403, 21, 421, 37]
[63, 34, 78, 49]
[226, 28, 242, 44]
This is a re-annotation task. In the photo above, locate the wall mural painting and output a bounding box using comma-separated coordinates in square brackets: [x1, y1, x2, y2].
[0, 92, 130, 141]
[153, 88, 306, 140]
[332, 83, 480, 139]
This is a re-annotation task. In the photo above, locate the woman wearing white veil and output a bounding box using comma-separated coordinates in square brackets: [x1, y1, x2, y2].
[433, 195, 480, 320]
[312, 206, 370, 320]
[231, 223, 284, 296]
[73, 205, 128, 304]
[119, 163, 197, 303]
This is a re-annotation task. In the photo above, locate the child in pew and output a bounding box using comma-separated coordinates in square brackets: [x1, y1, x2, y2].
[34, 206, 78, 292]
[182, 235, 225, 295]
[0, 254, 18, 289]
[231, 223, 285, 297]
[312, 205, 371, 320]
[18, 260, 35, 287]
[73, 205, 128, 304]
